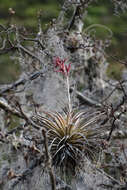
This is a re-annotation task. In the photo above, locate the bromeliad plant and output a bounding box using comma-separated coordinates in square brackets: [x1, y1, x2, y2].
[33, 57, 106, 172]
[33, 109, 106, 171]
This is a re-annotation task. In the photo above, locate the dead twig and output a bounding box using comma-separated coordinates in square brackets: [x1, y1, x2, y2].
[0, 69, 46, 95]
[121, 144, 127, 162]
[0, 97, 40, 130]
[96, 167, 123, 186]
[17, 44, 43, 64]
[8, 158, 42, 190]
[71, 87, 102, 107]
[42, 129, 56, 190]
[20, 35, 45, 50]
[107, 95, 126, 141]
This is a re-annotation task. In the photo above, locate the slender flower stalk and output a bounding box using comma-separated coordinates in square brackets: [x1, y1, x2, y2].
[66, 75, 72, 113]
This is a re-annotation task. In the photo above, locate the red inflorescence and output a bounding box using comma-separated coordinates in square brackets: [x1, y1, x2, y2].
[53, 57, 71, 76]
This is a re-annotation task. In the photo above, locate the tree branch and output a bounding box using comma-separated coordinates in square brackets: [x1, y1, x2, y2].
[42, 129, 56, 190]
[71, 87, 102, 107]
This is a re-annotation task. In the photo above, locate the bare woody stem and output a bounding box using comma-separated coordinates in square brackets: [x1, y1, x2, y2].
[42, 129, 56, 190]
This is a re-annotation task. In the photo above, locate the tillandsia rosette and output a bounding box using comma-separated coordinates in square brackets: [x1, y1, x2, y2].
[32, 56, 107, 172]
[32, 108, 107, 171]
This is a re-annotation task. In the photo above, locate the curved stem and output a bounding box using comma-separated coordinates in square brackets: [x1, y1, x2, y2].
[84, 23, 113, 39]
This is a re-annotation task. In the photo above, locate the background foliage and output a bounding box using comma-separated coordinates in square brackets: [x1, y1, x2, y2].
[0, 0, 127, 83]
